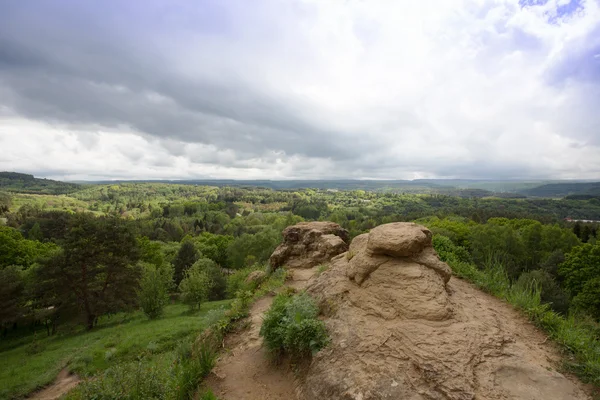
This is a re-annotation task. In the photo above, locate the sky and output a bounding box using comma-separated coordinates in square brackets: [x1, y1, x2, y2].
[0, 0, 599, 181]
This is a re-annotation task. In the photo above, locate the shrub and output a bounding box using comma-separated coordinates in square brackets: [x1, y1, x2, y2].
[225, 266, 260, 298]
[179, 266, 212, 311]
[517, 270, 570, 314]
[260, 292, 329, 359]
[138, 262, 173, 319]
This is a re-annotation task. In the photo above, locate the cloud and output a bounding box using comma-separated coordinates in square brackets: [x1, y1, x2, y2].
[0, 0, 599, 180]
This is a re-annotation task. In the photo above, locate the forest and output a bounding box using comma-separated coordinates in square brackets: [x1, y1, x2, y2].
[1, 179, 599, 399]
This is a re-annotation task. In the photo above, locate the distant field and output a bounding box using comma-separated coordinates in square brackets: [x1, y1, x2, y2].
[0, 300, 230, 399]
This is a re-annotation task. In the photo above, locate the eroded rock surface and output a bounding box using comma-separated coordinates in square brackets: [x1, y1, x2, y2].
[298, 222, 590, 400]
[269, 221, 349, 269]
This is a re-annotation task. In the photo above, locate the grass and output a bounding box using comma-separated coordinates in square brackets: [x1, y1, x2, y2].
[0, 300, 230, 399]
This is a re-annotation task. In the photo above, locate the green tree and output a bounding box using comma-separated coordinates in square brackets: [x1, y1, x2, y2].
[190, 258, 226, 301]
[27, 222, 43, 242]
[571, 277, 600, 320]
[0, 192, 11, 215]
[174, 239, 198, 285]
[138, 262, 173, 319]
[0, 266, 25, 333]
[193, 233, 234, 267]
[560, 243, 600, 318]
[0, 226, 56, 269]
[35, 215, 141, 330]
[227, 228, 281, 269]
[179, 264, 212, 311]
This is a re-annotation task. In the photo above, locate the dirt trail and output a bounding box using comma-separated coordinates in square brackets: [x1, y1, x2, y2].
[205, 268, 317, 400]
[28, 368, 80, 400]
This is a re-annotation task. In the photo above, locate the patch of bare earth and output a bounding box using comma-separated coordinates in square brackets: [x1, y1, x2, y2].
[28, 368, 80, 400]
[204, 269, 317, 400]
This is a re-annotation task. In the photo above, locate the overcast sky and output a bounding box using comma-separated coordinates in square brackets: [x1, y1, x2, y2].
[1, 0, 599, 181]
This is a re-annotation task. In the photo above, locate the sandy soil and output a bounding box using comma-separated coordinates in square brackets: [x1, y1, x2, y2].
[204, 268, 319, 400]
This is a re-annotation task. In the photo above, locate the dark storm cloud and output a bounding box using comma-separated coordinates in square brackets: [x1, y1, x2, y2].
[0, 0, 362, 162]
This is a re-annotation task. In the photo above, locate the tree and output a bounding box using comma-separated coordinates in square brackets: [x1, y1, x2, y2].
[571, 277, 600, 320]
[0, 192, 10, 215]
[28, 222, 43, 242]
[179, 264, 212, 311]
[138, 262, 173, 319]
[173, 239, 198, 285]
[190, 258, 226, 301]
[193, 233, 234, 267]
[560, 244, 600, 296]
[227, 228, 281, 269]
[35, 215, 141, 329]
[0, 266, 25, 333]
[0, 226, 56, 269]
[560, 243, 600, 319]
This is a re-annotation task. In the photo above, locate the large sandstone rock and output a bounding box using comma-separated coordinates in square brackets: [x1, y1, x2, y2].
[269, 221, 349, 269]
[298, 222, 590, 400]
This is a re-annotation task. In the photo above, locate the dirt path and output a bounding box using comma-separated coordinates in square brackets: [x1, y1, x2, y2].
[205, 268, 318, 400]
[28, 368, 80, 400]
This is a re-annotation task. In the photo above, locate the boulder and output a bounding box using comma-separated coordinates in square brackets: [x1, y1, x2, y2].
[269, 221, 349, 270]
[298, 222, 590, 400]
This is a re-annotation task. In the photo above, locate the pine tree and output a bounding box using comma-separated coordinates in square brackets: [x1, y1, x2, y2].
[173, 240, 198, 285]
[35, 214, 141, 330]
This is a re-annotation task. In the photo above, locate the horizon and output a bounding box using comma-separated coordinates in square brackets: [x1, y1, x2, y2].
[1, 1, 599, 181]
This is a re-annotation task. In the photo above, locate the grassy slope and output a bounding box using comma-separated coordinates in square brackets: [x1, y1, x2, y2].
[0, 301, 230, 400]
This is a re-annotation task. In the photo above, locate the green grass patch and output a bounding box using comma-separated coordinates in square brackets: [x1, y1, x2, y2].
[0, 301, 230, 399]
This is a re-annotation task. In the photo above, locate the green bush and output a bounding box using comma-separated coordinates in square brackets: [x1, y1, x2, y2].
[225, 266, 260, 298]
[260, 292, 329, 359]
[517, 270, 570, 314]
[138, 262, 173, 319]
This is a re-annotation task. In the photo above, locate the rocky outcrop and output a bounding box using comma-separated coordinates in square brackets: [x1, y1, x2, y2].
[297, 222, 590, 400]
[269, 221, 349, 269]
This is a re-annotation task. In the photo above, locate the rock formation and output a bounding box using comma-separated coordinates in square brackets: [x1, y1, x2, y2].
[269, 221, 349, 269]
[295, 222, 590, 400]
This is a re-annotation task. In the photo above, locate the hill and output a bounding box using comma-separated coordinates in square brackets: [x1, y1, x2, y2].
[0, 172, 80, 195]
[520, 182, 600, 198]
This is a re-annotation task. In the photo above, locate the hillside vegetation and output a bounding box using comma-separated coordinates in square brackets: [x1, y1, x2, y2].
[0, 172, 80, 195]
[0, 176, 599, 398]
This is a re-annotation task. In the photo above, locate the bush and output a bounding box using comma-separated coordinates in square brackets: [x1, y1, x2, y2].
[225, 266, 260, 298]
[517, 270, 570, 314]
[179, 265, 212, 311]
[260, 292, 329, 359]
[138, 262, 173, 319]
